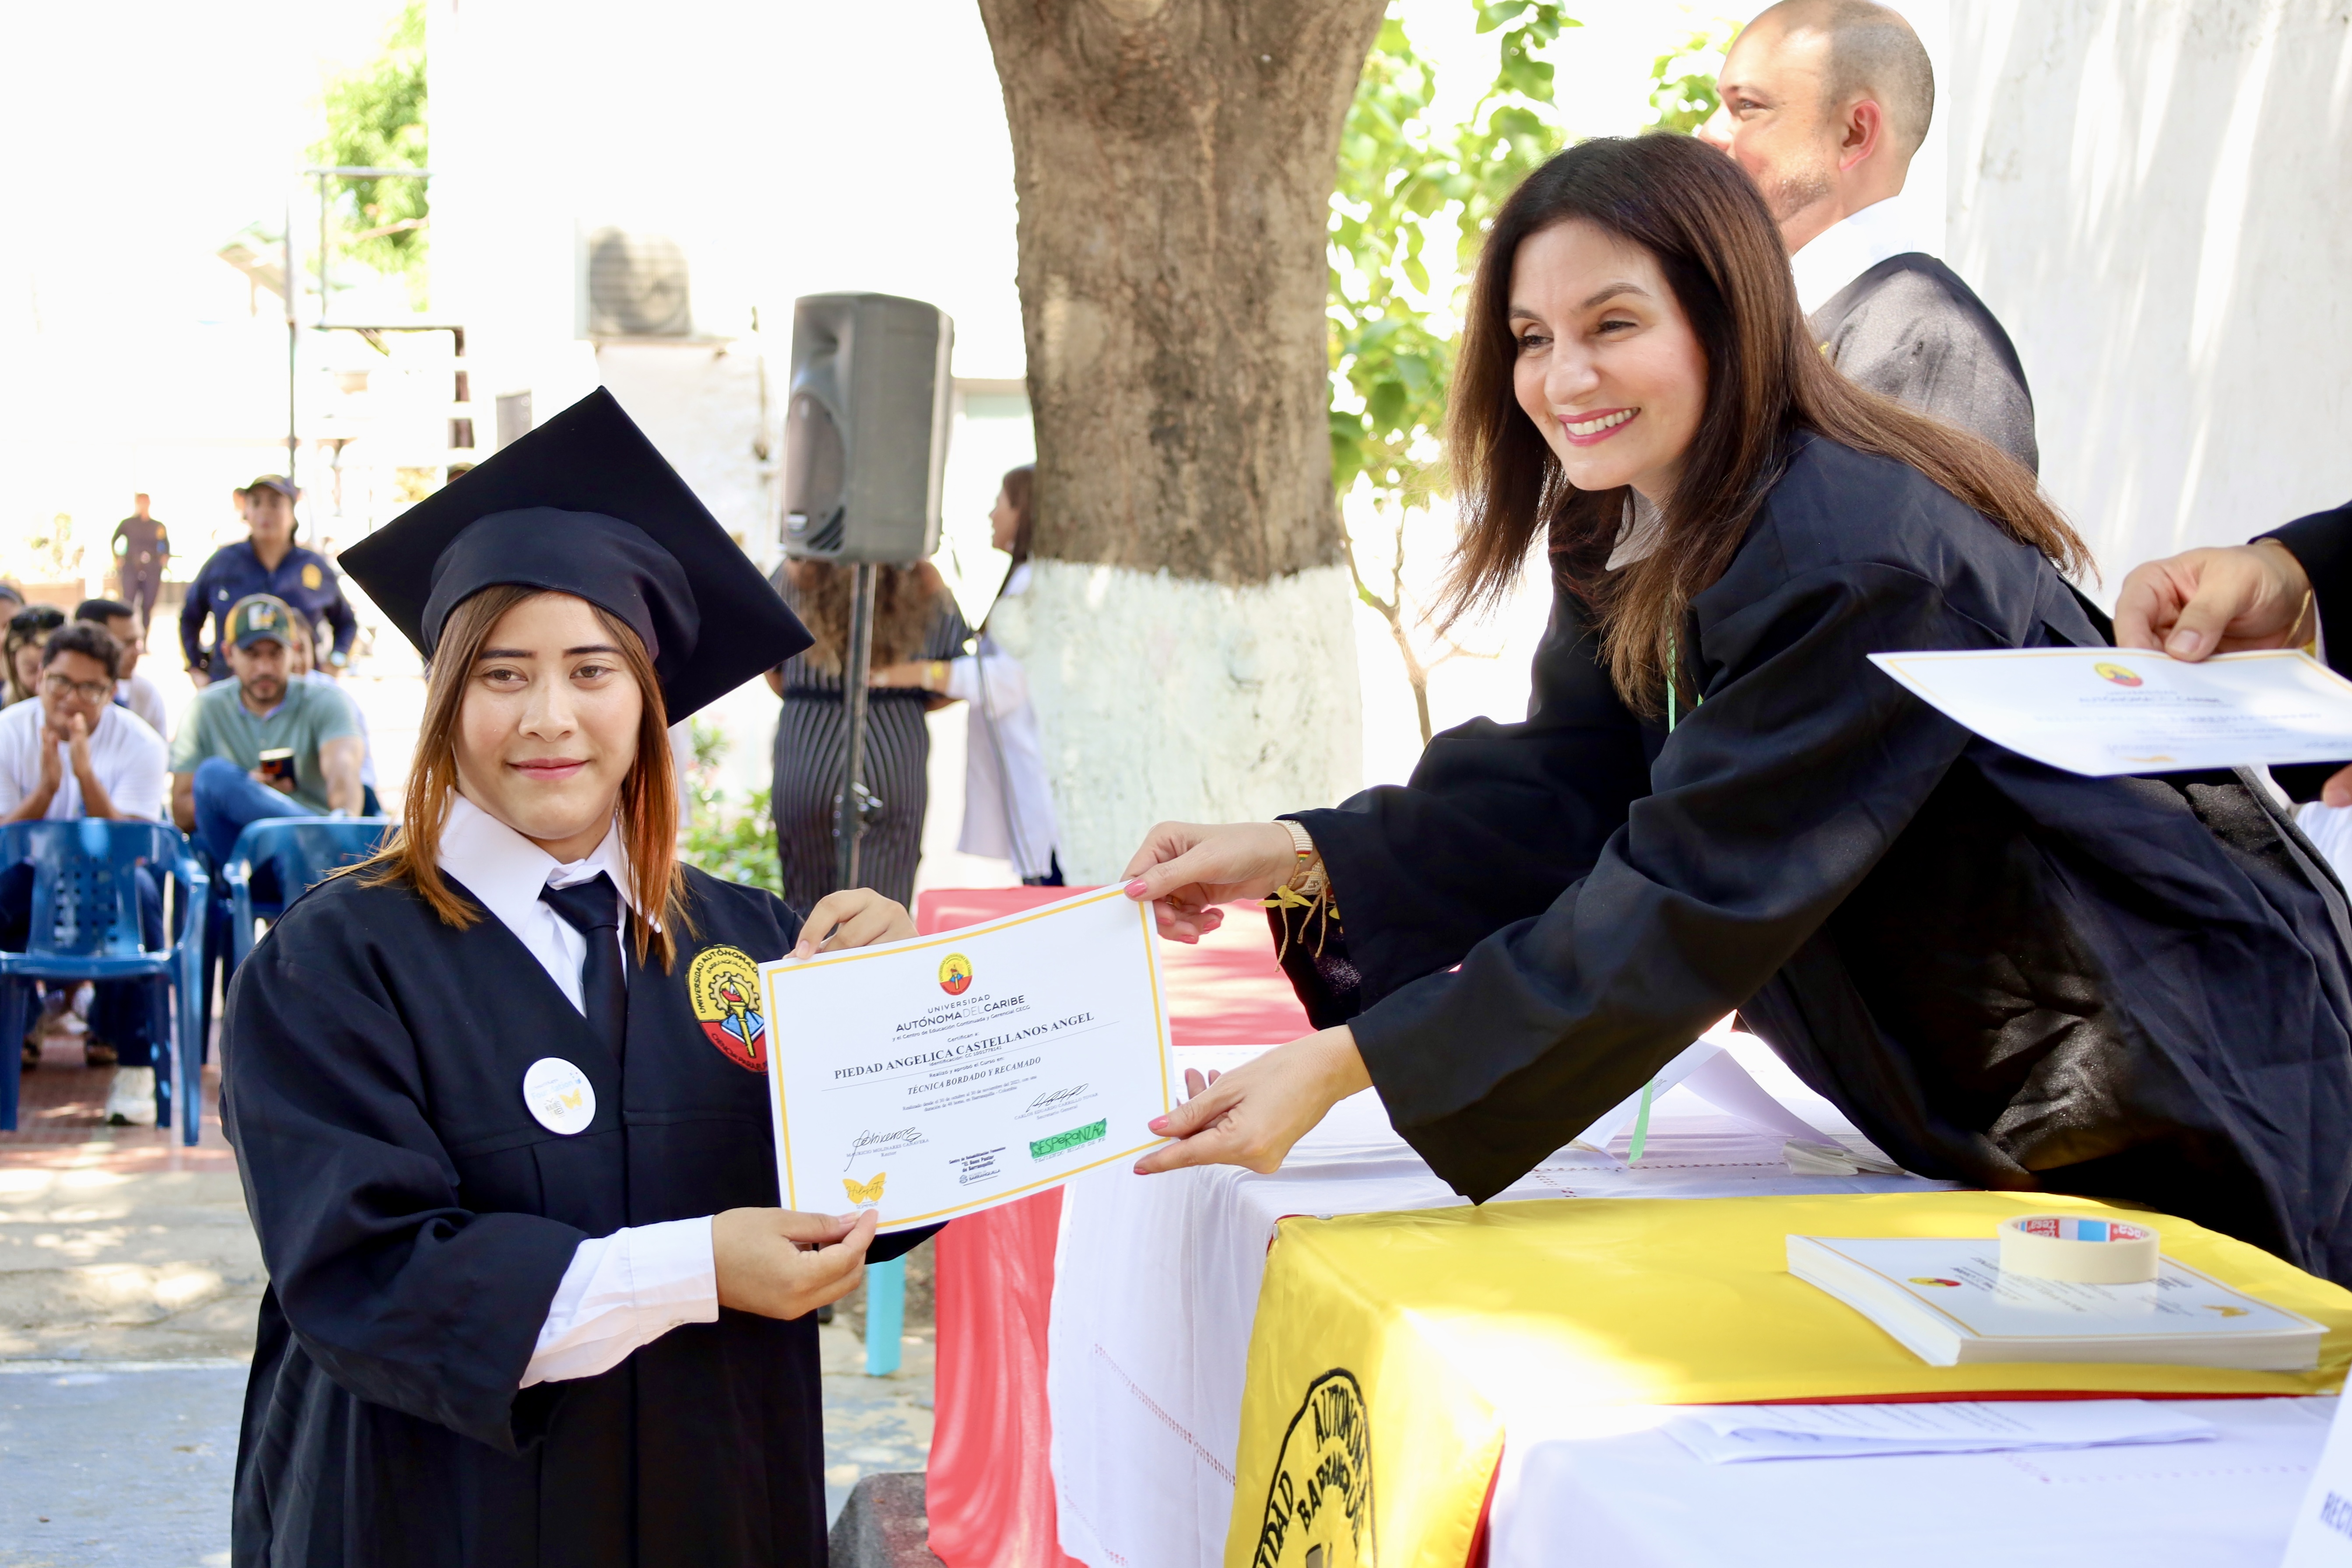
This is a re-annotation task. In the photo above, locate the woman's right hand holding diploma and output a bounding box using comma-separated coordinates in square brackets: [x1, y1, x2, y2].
[712, 1207, 878, 1320]
[1120, 821, 1299, 943]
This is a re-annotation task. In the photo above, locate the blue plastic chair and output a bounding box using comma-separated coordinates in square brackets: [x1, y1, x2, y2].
[0, 821, 208, 1144]
[221, 817, 394, 971]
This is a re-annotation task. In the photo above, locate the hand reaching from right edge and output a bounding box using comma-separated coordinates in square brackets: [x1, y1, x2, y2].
[2113, 540, 2312, 661]
[2114, 540, 2352, 804]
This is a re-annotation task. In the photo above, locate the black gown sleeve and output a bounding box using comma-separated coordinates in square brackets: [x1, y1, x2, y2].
[2261, 500, 2352, 677]
[1284, 584, 1654, 1019]
[223, 947, 585, 1455]
[1350, 559, 2008, 1201]
[2250, 501, 2352, 799]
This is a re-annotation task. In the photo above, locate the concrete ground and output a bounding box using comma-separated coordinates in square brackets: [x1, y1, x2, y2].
[0, 1046, 937, 1564]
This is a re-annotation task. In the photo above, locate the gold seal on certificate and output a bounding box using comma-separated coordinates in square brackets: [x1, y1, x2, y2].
[758, 887, 1174, 1231]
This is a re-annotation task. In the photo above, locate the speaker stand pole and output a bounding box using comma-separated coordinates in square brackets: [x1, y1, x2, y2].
[835, 561, 878, 893]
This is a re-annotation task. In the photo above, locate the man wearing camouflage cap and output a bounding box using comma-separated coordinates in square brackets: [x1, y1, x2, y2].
[168, 594, 364, 867]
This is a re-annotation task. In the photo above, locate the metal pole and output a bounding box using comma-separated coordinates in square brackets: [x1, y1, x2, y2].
[835, 561, 878, 891]
[283, 197, 298, 489]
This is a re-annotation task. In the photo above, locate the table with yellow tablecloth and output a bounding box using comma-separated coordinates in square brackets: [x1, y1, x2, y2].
[1229, 1191, 2352, 1568]
[1046, 1038, 1941, 1568]
[1044, 1036, 2352, 1568]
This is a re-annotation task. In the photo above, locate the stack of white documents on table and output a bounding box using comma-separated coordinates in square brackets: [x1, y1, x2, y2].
[1788, 1235, 2325, 1369]
[1663, 1400, 2218, 1463]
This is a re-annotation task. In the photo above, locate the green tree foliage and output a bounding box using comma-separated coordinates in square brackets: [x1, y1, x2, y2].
[313, 1, 429, 303]
[1647, 20, 1737, 133]
[676, 721, 784, 895]
[1324, 3, 1736, 745]
[1327, 2, 1577, 744]
[1327, 2, 1577, 512]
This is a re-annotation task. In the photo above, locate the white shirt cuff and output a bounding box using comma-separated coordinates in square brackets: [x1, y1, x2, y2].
[520, 1215, 719, 1388]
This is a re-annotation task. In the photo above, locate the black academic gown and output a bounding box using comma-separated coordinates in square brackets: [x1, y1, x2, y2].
[1810, 254, 2040, 476]
[223, 866, 929, 1567]
[2267, 499, 2352, 670]
[1281, 433, 2352, 1284]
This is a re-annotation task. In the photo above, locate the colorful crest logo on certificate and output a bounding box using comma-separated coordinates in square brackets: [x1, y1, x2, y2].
[760, 887, 1174, 1231]
[938, 952, 973, 995]
[688, 944, 768, 1071]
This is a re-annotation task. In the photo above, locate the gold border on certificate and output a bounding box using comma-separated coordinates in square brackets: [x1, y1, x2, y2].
[759, 887, 1174, 1227]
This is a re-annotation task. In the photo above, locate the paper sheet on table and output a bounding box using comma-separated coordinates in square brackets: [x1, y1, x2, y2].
[1662, 1400, 2218, 1463]
[1178, 1039, 1841, 1161]
[1868, 646, 2352, 775]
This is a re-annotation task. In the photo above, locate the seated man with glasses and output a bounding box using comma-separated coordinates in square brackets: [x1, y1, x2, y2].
[0, 621, 170, 1119]
[169, 595, 362, 870]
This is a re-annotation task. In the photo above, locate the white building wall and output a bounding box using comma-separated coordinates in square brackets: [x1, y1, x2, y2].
[1945, 0, 2352, 586]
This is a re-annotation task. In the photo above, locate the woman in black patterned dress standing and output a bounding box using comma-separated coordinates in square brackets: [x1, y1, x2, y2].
[765, 559, 972, 909]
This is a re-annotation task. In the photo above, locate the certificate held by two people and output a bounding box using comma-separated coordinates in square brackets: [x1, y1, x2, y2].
[760, 887, 1173, 1231]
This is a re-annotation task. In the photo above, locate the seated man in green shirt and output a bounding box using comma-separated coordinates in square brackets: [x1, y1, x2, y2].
[169, 595, 363, 866]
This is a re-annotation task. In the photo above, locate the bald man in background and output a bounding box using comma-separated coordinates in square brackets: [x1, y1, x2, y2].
[1702, 0, 2038, 472]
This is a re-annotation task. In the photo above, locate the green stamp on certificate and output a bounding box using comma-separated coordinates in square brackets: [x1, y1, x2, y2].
[1030, 1119, 1108, 1161]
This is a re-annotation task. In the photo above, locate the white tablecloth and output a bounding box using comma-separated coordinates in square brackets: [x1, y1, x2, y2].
[1047, 1036, 1948, 1568]
[1492, 1396, 2333, 1568]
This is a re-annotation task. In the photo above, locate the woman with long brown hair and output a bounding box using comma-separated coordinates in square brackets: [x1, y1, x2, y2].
[221, 393, 932, 1565]
[766, 552, 972, 907]
[1120, 133, 2352, 1284]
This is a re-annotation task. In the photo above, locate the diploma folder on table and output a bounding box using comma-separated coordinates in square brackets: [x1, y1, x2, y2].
[1788, 1235, 2324, 1370]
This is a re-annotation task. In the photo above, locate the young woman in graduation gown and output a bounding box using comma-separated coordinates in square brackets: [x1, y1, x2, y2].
[223, 391, 934, 1566]
[1120, 134, 2352, 1286]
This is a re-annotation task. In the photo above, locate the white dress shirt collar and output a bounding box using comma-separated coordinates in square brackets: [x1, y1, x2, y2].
[436, 792, 639, 1014]
[1788, 191, 1941, 317]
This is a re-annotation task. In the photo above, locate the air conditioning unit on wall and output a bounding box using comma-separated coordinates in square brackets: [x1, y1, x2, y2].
[581, 228, 692, 338]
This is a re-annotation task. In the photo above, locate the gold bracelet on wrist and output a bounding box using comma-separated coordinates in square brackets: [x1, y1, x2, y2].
[1264, 820, 1339, 961]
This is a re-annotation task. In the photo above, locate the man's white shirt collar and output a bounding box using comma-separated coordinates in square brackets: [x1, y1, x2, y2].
[1789, 192, 1941, 317]
[436, 792, 641, 1013]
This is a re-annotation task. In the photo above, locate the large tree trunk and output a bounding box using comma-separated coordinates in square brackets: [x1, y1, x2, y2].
[977, 0, 1383, 880]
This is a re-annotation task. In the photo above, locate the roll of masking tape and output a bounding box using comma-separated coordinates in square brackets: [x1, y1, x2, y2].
[1997, 1215, 2160, 1284]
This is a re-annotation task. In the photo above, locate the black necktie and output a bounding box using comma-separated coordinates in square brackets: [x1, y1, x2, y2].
[541, 873, 627, 1059]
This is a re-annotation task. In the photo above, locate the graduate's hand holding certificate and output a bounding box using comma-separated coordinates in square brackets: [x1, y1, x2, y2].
[712, 1207, 876, 1319]
[761, 887, 1176, 1231]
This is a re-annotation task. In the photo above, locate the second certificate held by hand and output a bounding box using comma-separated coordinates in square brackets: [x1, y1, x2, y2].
[759, 887, 1173, 1232]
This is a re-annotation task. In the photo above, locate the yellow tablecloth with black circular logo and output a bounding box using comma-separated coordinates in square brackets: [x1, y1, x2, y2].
[1226, 1189, 2352, 1568]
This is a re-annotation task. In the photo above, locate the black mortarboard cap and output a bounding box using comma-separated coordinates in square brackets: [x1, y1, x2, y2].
[340, 388, 810, 722]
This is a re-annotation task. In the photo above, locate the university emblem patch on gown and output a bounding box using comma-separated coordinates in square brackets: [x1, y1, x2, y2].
[688, 944, 768, 1070]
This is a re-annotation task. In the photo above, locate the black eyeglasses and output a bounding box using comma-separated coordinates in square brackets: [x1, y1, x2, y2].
[7, 607, 64, 636]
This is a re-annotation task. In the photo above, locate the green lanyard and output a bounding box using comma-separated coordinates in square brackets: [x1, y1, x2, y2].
[1628, 634, 1695, 1165]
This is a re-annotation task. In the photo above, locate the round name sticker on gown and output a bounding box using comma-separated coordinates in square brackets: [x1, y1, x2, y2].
[522, 1057, 597, 1136]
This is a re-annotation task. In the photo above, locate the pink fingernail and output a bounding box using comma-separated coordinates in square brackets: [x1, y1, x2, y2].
[1125, 880, 1149, 898]
[1148, 1115, 1171, 1133]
